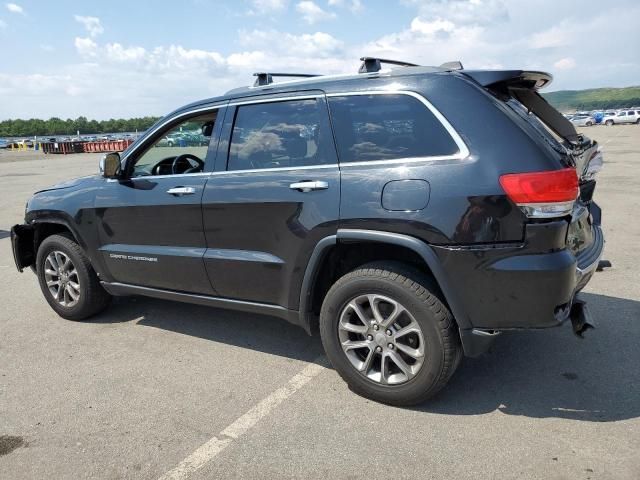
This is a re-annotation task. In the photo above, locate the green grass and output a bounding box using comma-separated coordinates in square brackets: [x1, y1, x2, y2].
[542, 86, 640, 112]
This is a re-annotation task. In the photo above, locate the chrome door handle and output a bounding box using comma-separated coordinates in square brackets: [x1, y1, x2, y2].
[167, 186, 196, 196]
[289, 181, 329, 192]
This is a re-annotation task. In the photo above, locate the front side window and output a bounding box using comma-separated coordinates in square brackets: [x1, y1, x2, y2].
[130, 111, 217, 177]
[328, 94, 459, 163]
[227, 98, 331, 171]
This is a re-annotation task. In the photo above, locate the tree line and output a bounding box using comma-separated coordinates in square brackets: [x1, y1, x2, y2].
[570, 98, 640, 111]
[0, 116, 161, 137]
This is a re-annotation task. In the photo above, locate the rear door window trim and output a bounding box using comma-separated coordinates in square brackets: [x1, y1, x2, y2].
[325, 90, 470, 167]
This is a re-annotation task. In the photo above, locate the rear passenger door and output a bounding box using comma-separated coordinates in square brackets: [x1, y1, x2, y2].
[201, 93, 339, 310]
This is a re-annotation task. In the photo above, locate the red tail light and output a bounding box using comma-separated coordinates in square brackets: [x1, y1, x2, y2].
[499, 168, 578, 218]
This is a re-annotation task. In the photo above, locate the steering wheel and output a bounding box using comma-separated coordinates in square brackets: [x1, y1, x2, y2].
[171, 153, 204, 174]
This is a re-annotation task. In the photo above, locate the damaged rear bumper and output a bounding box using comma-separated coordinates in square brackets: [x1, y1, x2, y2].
[453, 222, 605, 357]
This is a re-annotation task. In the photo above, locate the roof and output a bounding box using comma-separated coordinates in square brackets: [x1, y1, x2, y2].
[175, 64, 452, 114]
[172, 58, 552, 115]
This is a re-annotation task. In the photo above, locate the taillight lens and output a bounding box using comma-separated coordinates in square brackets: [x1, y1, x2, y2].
[499, 168, 578, 218]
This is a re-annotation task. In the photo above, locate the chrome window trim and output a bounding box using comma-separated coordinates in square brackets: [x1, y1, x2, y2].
[129, 172, 212, 181]
[210, 163, 339, 176]
[326, 90, 470, 164]
[121, 89, 469, 178]
[121, 103, 226, 164]
[227, 94, 323, 107]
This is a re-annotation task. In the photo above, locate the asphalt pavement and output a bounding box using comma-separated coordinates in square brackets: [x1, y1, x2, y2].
[0, 126, 638, 479]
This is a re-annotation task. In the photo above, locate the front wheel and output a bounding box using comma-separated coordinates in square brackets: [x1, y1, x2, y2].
[320, 261, 461, 406]
[36, 234, 111, 320]
[605, 120, 614, 126]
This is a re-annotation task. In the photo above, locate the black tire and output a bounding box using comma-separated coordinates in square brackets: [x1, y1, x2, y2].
[320, 261, 461, 406]
[605, 120, 614, 126]
[586, 121, 593, 126]
[36, 233, 111, 320]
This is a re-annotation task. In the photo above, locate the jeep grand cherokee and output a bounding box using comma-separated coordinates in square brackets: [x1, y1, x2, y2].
[11, 58, 605, 405]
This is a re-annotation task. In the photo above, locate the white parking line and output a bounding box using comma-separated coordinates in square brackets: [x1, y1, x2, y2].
[157, 357, 327, 480]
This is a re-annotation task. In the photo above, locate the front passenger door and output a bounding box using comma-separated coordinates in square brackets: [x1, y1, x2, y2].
[202, 95, 340, 310]
[95, 106, 225, 294]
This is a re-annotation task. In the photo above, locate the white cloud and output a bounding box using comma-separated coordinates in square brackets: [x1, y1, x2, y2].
[248, 0, 288, 14]
[74, 15, 103, 37]
[554, 57, 576, 70]
[404, 0, 508, 26]
[2, 0, 640, 120]
[5, 3, 23, 14]
[530, 25, 569, 49]
[328, 0, 362, 12]
[239, 29, 343, 57]
[296, 1, 335, 24]
[410, 18, 455, 36]
[105, 43, 146, 62]
[74, 37, 98, 57]
[40, 44, 55, 52]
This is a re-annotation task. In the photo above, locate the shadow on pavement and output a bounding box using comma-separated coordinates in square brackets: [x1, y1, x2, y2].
[91, 291, 639, 422]
[418, 292, 640, 422]
[93, 295, 325, 364]
[0, 230, 10, 240]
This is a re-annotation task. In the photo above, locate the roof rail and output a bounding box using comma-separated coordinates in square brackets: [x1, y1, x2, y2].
[358, 57, 419, 73]
[253, 72, 320, 87]
[439, 60, 464, 70]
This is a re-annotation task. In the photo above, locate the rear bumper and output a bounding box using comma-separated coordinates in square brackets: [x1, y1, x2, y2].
[436, 221, 604, 335]
[575, 223, 604, 292]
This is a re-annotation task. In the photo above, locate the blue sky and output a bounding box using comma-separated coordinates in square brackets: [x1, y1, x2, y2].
[0, 0, 638, 120]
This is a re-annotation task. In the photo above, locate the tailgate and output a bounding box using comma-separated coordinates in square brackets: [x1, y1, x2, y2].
[464, 68, 604, 264]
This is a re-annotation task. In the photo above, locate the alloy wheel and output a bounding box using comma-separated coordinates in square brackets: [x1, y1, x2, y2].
[44, 250, 81, 307]
[338, 294, 425, 385]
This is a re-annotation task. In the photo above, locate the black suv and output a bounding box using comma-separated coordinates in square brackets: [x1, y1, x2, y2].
[11, 58, 605, 405]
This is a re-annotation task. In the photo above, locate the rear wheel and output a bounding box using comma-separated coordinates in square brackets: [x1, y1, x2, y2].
[605, 120, 614, 126]
[320, 261, 461, 406]
[586, 121, 593, 126]
[36, 234, 111, 320]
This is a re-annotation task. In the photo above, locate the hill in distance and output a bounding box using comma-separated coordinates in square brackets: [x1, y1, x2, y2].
[542, 86, 640, 112]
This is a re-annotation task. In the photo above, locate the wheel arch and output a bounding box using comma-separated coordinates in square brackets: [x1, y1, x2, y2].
[298, 229, 472, 335]
[16, 214, 86, 271]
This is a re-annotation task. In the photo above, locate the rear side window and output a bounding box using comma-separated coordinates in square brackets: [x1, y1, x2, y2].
[328, 94, 459, 163]
[228, 98, 332, 171]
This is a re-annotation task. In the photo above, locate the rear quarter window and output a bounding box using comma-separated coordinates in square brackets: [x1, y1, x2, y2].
[327, 94, 459, 163]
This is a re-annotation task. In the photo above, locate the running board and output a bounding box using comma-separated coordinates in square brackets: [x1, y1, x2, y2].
[101, 282, 300, 326]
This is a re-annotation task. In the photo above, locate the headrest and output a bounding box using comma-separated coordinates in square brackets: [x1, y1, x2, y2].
[201, 121, 214, 137]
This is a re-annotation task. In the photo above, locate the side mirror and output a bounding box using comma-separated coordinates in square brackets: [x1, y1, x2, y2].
[100, 152, 121, 178]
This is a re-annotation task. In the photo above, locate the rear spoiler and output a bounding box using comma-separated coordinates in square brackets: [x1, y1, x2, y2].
[461, 69, 579, 143]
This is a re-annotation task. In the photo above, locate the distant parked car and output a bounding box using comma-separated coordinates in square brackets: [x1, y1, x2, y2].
[604, 110, 640, 125]
[0, 139, 9, 149]
[569, 114, 595, 127]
